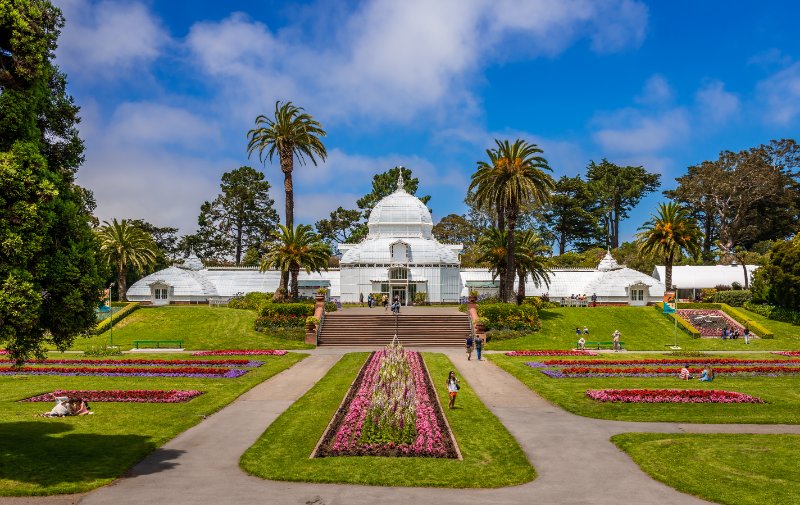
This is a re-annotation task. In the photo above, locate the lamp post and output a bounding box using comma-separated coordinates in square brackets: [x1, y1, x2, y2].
[108, 283, 115, 349]
[671, 285, 681, 350]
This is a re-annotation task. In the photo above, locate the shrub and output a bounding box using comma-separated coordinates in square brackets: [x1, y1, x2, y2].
[228, 292, 272, 311]
[477, 303, 540, 332]
[305, 316, 320, 327]
[324, 301, 337, 313]
[256, 303, 314, 329]
[719, 303, 774, 339]
[714, 284, 732, 292]
[477, 296, 503, 304]
[743, 301, 773, 318]
[700, 288, 717, 303]
[714, 290, 752, 307]
[414, 291, 428, 305]
[83, 345, 124, 356]
[731, 281, 743, 290]
[95, 303, 139, 334]
[486, 329, 526, 342]
[522, 296, 543, 309]
[744, 301, 800, 325]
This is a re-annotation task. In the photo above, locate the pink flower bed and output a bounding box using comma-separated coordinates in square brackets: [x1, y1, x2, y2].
[774, 351, 800, 356]
[17, 358, 263, 367]
[22, 389, 204, 403]
[315, 349, 457, 458]
[505, 350, 598, 356]
[0, 365, 247, 378]
[537, 358, 800, 366]
[190, 350, 287, 356]
[677, 309, 746, 337]
[586, 389, 764, 403]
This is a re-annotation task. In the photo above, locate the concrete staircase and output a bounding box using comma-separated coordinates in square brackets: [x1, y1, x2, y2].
[318, 310, 471, 347]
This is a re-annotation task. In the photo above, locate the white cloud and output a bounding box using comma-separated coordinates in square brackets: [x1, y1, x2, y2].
[593, 108, 690, 153]
[635, 75, 673, 106]
[694, 80, 740, 125]
[756, 61, 800, 125]
[107, 102, 221, 149]
[56, 0, 168, 76]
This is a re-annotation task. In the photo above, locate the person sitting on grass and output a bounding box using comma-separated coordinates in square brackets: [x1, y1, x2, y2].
[699, 366, 715, 382]
[69, 397, 92, 416]
[679, 365, 692, 380]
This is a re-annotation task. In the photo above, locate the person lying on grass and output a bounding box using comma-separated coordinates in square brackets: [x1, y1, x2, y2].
[39, 397, 92, 417]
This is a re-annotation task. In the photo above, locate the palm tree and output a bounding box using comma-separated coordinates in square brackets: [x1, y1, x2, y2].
[515, 230, 552, 301]
[636, 202, 702, 291]
[475, 228, 508, 295]
[469, 139, 554, 302]
[260, 224, 331, 301]
[247, 101, 327, 294]
[96, 219, 158, 301]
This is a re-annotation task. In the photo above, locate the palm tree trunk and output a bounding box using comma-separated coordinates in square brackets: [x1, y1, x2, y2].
[290, 267, 300, 301]
[279, 146, 295, 229]
[280, 270, 289, 297]
[517, 270, 526, 302]
[665, 252, 674, 292]
[741, 263, 749, 289]
[505, 214, 518, 303]
[118, 264, 127, 302]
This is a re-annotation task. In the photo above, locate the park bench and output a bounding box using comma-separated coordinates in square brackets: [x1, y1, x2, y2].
[577, 340, 625, 350]
[133, 340, 183, 349]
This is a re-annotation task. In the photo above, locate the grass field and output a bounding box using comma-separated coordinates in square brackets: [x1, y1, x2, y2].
[0, 352, 305, 496]
[488, 306, 800, 350]
[240, 352, 535, 488]
[67, 306, 313, 351]
[488, 352, 800, 424]
[612, 433, 800, 505]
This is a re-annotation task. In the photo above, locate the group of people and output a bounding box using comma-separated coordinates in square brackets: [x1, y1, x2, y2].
[722, 326, 750, 344]
[360, 293, 402, 314]
[576, 328, 622, 351]
[679, 364, 715, 382]
[566, 293, 598, 307]
[40, 396, 92, 417]
[464, 334, 484, 361]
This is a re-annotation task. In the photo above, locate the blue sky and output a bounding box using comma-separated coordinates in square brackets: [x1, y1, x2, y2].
[56, 0, 800, 245]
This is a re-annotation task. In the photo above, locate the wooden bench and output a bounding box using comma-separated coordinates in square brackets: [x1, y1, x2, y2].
[577, 341, 625, 350]
[133, 340, 183, 349]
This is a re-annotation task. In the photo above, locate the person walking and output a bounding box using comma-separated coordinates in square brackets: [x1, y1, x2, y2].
[359, 292, 364, 307]
[382, 294, 388, 312]
[465, 335, 474, 360]
[367, 293, 373, 308]
[591, 292, 597, 307]
[612, 330, 621, 352]
[446, 371, 460, 409]
[475, 334, 484, 361]
[744, 326, 750, 344]
[577, 336, 586, 351]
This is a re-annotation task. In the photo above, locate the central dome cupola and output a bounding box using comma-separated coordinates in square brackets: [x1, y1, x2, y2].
[366, 172, 433, 238]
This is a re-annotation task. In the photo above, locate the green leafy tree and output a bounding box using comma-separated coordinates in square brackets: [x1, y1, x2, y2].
[247, 101, 327, 290]
[315, 207, 364, 247]
[260, 224, 331, 301]
[514, 230, 552, 300]
[432, 213, 480, 264]
[475, 228, 508, 287]
[96, 219, 159, 301]
[550, 247, 607, 269]
[469, 139, 554, 302]
[636, 202, 702, 291]
[193, 166, 279, 265]
[0, 0, 107, 363]
[128, 219, 179, 267]
[751, 235, 800, 310]
[356, 166, 430, 219]
[544, 175, 599, 254]
[586, 159, 661, 249]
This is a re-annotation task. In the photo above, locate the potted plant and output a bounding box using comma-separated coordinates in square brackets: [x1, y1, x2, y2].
[305, 316, 320, 331]
[315, 287, 328, 301]
[475, 316, 489, 332]
[468, 290, 479, 303]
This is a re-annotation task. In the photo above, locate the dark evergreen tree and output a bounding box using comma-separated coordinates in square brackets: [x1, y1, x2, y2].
[543, 175, 599, 254]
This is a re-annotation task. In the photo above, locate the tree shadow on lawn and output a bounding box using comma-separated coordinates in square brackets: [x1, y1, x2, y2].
[0, 421, 182, 491]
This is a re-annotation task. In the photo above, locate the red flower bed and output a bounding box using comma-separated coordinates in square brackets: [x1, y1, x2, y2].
[22, 390, 204, 403]
[505, 350, 598, 356]
[774, 351, 800, 356]
[586, 389, 764, 403]
[190, 350, 287, 356]
[539, 358, 800, 366]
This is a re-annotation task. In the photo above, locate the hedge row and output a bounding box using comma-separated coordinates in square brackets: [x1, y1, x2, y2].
[713, 290, 752, 307]
[477, 303, 540, 332]
[743, 302, 800, 325]
[255, 303, 315, 329]
[653, 303, 700, 338]
[95, 302, 139, 334]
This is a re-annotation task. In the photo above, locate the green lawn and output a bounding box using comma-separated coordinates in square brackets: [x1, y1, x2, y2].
[489, 353, 800, 424]
[488, 306, 800, 351]
[0, 352, 305, 495]
[612, 433, 800, 505]
[66, 306, 313, 351]
[240, 352, 535, 488]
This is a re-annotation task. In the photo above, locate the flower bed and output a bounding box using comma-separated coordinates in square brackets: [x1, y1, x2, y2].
[586, 389, 764, 403]
[676, 309, 748, 337]
[190, 350, 287, 356]
[538, 364, 800, 378]
[22, 389, 204, 403]
[314, 344, 458, 458]
[534, 358, 800, 367]
[14, 359, 264, 367]
[0, 366, 248, 378]
[505, 350, 598, 356]
[774, 352, 800, 357]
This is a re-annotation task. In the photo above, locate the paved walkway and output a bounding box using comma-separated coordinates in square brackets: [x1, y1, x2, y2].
[8, 349, 800, 505]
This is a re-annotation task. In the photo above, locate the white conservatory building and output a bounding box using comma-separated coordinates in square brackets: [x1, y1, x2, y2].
[127, 174, 669, 307]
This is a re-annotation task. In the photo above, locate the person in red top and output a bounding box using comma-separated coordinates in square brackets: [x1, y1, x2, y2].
[679, 365, 692, 380]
